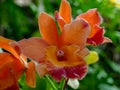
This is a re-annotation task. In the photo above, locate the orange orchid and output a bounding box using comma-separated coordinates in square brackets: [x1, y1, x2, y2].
[17, 11, 90, 81]
[0, 36, 36, 90]
[55, 0, 112, 45]
[16, 0, 111, 82]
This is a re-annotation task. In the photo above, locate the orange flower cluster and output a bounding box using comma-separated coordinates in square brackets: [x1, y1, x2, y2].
[0, 0, 112, 89]
[0, 36, 36, 90]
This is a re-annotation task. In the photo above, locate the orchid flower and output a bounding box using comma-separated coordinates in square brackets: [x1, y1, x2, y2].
[17, 0, 111, 82]
[17, 13, 90, 81]
[0, 36, 36, 90]
[55, 0, 112, 46]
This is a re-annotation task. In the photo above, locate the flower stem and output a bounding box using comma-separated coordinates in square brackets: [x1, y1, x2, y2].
[62, 78, 68, 90]
[59, 78, 69, 90]
[45, 75, 58, 90]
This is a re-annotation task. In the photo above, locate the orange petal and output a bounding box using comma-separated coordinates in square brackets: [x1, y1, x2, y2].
[103, 37, 112, 44]
[76, 9, 102, 37]
[0, 53, 24, 90]
[26, 62, 36, 88]
[10, 42, 28, 67]
[87, 26, 105, 45]
[0, 53, 13, 70]
[0, 36, 25, 78]
[0, 67, 16, 90]
[6, 83, 19, 90]
[0, 54, 18, 90]
[78, 48, 89, 58]
[0, 53, 24, 78]
[0, 36, 20, 60]
[0, 36, 14, 43]
[36, 63, 48, 77]
[88, 25, 102, 38]
[60, 19, 90, 48]
[18, 37, 49, 62]
[13, 57, 25, 80]
[38, 12, 59, 46]
[61, 45, 87, 65]
[76, 8, 102, 25]
[54, 11, 66, 30]
[59, 0, 71, 23]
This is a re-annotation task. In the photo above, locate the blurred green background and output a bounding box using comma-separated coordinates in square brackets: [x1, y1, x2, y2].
[0, 0, 120, 90]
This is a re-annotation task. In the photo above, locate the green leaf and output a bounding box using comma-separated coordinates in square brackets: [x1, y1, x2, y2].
[59, 78, 66, 90]
[107, 60, 120, 73]
[99, 84, 120, 90]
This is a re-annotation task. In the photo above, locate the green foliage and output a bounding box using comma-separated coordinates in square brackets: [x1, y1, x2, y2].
[0, 0, 38, 40]
[0, 0, 120, 90]
[19, 74, 47, 90]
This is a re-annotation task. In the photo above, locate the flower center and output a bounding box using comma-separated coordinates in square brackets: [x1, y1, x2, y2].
[57, 50, 66, 61]
[57, 50, 64, 57]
